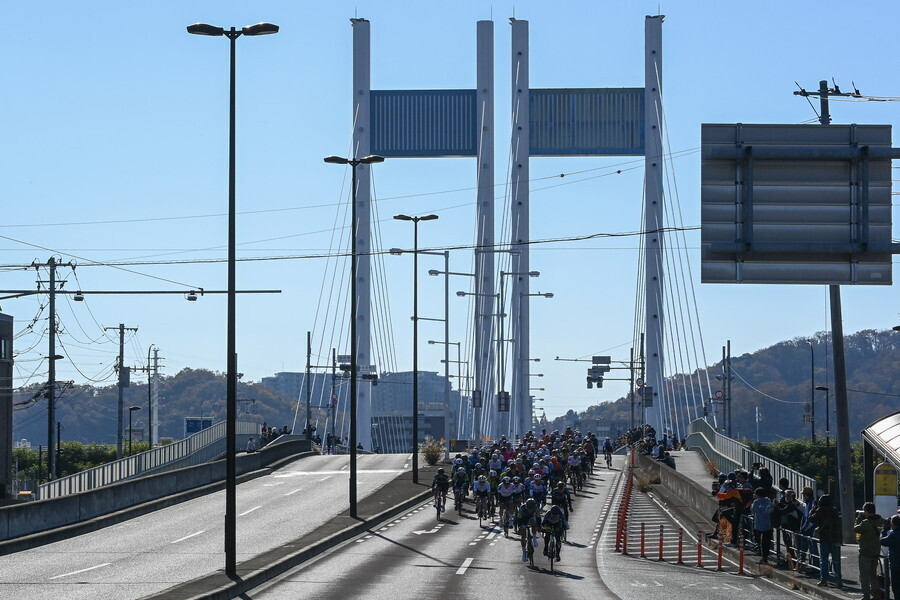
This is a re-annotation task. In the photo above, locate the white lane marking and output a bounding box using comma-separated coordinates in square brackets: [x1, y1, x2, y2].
[285, 488, 303, 496]
[171, 530, 206, 544]
[274, 469, 404, 477]
[49, 563, 111, 580]
[749, 584, 762, 591]
[486, 532, 497, 539]
[239, 506, 261, 517]
[468, 542, 477, 546]
[319, 476, 332, 482]
[456, 558, 474, 575]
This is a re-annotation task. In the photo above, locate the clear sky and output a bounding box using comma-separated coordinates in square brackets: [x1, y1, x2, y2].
[3, 1, 899, 422]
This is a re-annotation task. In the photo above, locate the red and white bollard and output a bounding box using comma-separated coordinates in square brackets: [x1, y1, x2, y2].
[738, 535, 745, 575]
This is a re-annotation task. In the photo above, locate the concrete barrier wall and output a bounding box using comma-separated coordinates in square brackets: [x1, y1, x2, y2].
[635, 452, 717, 531]
[1, 439, 312, 542]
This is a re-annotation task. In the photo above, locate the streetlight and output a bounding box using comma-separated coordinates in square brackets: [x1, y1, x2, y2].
[393, 213, 439, 483]
[324, 154, 384, 516]
[188, 19, 278, 578]
[816, 385, 832, 493]
[128, 406, 141, 456]
[805, 340, 816, 442]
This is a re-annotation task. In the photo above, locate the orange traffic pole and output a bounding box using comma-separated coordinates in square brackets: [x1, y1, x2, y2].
[640, 522, 646, 558]
[716, 542, 724, 571]
[738, 535, 745, 575]
[676, 528, 684, 565]
[658, 524, 665, 561]
[696, 530, 704, 568]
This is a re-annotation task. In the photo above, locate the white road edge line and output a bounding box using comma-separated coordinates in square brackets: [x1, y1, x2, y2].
[171, 530, 206, 544]
[456, 557, 474, 575]
[49, 563, 112, 580]
[239, 506, 262, 517]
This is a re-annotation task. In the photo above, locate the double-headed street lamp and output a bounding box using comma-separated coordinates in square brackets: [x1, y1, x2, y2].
[393, 214, 439, 483]
[324, 154, 385, 516]
[187, 20, 278, 578]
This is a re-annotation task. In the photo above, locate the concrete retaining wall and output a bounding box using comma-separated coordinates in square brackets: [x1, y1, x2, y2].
[0, 439, 312, 544]
[634, 451, 717, 532]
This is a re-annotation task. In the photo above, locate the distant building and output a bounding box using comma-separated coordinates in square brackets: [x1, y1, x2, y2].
[259, 372, 305, 401]
[0, 312, 13, 498]
[371, 371, 461, 454]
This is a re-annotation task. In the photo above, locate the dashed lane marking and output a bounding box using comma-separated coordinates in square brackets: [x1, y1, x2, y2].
[239, 506, 261, 517]
[171, 530, 206, 544]
[49, 563, 112, 580]
[456, 558, 474, 575]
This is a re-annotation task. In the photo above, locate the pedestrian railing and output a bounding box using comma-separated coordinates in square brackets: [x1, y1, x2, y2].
[37, 419, 260, 500]
[686, 418, 816, 495]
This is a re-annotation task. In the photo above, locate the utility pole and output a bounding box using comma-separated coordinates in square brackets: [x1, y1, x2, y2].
[34, 257, 74, 480]
[794, 79, 857, 542]
[306, 331, 312, 439]
[106, 324, 138, 459]
[132, 345, 163, 450]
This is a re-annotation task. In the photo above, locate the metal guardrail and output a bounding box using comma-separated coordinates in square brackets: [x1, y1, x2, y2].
[686, 418, 816, 494]
[37, 420, 260, 500]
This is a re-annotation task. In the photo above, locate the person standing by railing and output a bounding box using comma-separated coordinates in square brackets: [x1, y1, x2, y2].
[809, 494, 843, 588]
[880, 514, 900, 600]
[855, 502, 885, 600]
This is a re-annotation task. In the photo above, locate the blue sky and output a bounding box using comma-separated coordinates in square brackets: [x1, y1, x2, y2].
[3, 1, 899, 422]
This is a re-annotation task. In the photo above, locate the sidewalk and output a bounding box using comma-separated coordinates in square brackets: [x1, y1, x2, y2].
[655, 450, 869, 600]
[144, 463, 439, 600]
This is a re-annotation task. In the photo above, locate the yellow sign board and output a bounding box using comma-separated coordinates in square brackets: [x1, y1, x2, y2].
[874, 462, 898, 496]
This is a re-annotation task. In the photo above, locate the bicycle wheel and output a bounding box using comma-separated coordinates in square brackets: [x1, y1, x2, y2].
[435, 494, 441, 520]
[548, 536, 556, 571]
[527, 539, 534, 568]
[503, 512, 510, 537]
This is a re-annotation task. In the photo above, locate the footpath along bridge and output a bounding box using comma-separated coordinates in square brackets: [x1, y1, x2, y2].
[1, 414, 898, 600]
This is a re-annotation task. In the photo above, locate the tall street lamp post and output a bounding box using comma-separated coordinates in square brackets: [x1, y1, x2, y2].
[393, 214, 439, 483]
[128, 406, 141, 456]
[392, 248, 451, 461]
[816, 385, 832, 493]
[324, 154, 384, 515]
[187, 20, 278, 577]
[806, 340, 816, 442]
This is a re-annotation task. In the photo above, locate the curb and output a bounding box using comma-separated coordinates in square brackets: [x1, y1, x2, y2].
[148, 488, 433, 600]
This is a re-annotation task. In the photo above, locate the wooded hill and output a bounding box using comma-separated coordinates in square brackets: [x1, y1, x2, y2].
[550, 328, 900, 442]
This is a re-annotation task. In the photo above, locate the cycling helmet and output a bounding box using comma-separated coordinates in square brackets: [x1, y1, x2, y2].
[454, 458, 463, 465]
[556, 481, 565, 489]
[549, 504, 563, 515]
[513, 476, 521, 483]
[534, 474, 542, 480]
[478, 475, 487, 482]
[437, 468, 445, 474]
[503, 476, 511, 483]
[489, 470, 497, 477]
[525, 498, 536, 508]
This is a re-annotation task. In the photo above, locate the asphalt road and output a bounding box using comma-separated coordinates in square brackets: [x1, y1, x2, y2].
[244, 457, 809, 600]
[0, 453, 410, 600]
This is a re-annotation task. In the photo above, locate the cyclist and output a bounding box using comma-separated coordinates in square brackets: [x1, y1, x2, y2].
[472, 474, 491, 518]
[550, 481, 573, 520]
[515, 498, 541, 562]
[530, 473, 547, 507]
[567, 451, 583, 486]
[432, 468, 450, 512]
[488, 452, 504, 473]
[497, 476, 517, 523]
[602, 437, 614, 467]
[452, 465, 470, 505]
[541, 504, 569, 562]
[487, 469, 501, 515]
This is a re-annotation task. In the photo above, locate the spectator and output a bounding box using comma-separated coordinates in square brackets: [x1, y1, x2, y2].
[880, 514, 900, 600]
[281, 425, 290, 435]
[809, 494, 842, 588]
[775, 489, 804, 568]
[855, 502, 885, 600]
[799, 486, 818, 569]
[717, 479, 743, 546]
[757, 467, 774, 497]
[751, 487, 774, 564]
[246, 436, 257, 453]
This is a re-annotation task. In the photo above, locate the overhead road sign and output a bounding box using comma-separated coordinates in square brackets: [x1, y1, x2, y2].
[701, 123, 894, 285]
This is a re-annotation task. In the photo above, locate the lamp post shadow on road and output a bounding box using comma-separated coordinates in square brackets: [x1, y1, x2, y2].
[187, 19, 279, 578]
